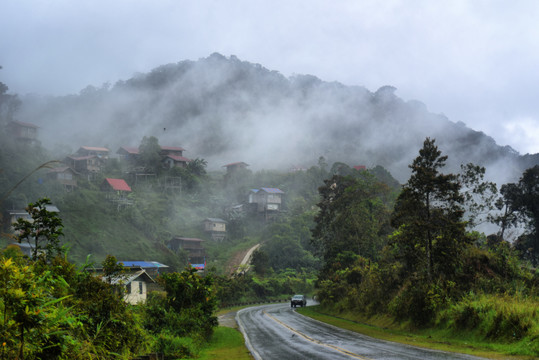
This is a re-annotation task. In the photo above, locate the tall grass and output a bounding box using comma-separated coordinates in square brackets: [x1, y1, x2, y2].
[437, 293, 539, 356]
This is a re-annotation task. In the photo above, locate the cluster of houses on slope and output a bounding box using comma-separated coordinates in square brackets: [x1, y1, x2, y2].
[3, 121, 290, 303]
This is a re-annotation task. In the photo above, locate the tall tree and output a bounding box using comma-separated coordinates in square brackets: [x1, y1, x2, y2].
[14, 198, 64, 261]
[390, 138, 467, 280]
[458, 163, 498, 229]
[499, 165, 539, 265]
[312, 172, 393, 276]
[138, 136, 162, 174]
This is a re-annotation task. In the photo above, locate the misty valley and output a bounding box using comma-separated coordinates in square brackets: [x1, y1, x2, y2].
[1, 54, 538, 359]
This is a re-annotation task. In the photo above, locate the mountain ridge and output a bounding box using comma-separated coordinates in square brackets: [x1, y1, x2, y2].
[18, 53, 538, 183]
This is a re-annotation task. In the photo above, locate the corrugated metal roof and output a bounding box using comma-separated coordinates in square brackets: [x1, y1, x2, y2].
[164, 155, 190, 162]
[104, 178, 132, 192]
[80, 146, 110, 152]
[67, 155, 96, 161]
[118, 261, 169, 268]
[223, 162, 249, 167]
[118, 146, 140, 154]
[107, 269, 155, 285]
[205, 218, 226, 223]
[161, 146, 186, 151]
[259, 187, 284, 194]
[173, 237, 204, 242]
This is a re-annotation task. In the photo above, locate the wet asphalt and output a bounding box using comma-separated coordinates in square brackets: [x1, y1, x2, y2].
[236, 303, 487, 360]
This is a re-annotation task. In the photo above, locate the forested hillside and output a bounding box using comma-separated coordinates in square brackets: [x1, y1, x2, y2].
[2, 56, 539, 358]
[15, 53, 539, 184]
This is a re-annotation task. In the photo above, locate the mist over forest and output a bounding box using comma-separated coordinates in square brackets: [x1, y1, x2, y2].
[17, 53, 539, 183]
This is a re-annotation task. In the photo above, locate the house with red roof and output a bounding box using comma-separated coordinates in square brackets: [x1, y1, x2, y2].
[162, 154, 190, 169]
[117, 145, 190, 170]
[116, 146, 140, 162]
[101, 178, 132, 192]
[101, 178, 133, 209]
[160, 146, 186, 157]
[76, 146, 110, 159]
[63, 146, 109, 177]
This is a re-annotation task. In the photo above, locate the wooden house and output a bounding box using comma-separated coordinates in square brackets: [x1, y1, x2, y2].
[101, 178, 132, 193]
[223, 162, 249, 174]
[6, 121, 39, 144]
[203, 218, 227, 242]
[101, 178, 133, 209]
[248, 188, 285, 220]
[117, 260, 170, 278]
[64, 155, 103, 175]
[121, 270, 156, 304]
[93, 268, 156, 305]
[167, 236, 206, 269]
[160, 146, 186, 157]
[248, 188, 284, 212]
[116, 146, 140, 163]
[46, 166, 79, 191]
[162, 154, 190, 169]
[76, 146, 110, 159]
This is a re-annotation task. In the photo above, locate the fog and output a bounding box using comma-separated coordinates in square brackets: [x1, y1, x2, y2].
[3, 1, 539, 157]
[15, 54, 535, 185]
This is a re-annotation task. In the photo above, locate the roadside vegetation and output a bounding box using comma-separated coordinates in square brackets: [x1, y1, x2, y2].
[2, 76, 539, 357]
[308, 138, 539, 358]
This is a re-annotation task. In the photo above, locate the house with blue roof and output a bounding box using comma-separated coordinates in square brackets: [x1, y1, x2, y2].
[117, 260, 169, 277]
[248, 187, 285, 216]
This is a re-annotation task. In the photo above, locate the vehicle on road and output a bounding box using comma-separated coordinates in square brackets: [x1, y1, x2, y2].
[291, 294, 307, 307]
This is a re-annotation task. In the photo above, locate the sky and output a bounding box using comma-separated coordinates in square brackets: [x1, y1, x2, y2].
[2, 0, 539, 154]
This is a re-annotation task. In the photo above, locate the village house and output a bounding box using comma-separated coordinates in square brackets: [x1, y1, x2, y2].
[117, 145, 190, 169]
[46, 166, 79, 191]
[248, 187, 284, 212]
[116, 146, 140, 163]
[89, 268, 157, 305]
[4, 205, 60, 235]
[203, 218, 227, 242]
[162, 154, 190, 169]
[117, 260, 170, 278]
[120, 270, 156, 305]
[223, 161, 249, 184]
[76, 146, 110, 159]
[63, 147, 109, 178]
[63, 155, 101, 175]
[100, 178, 133, 209]
[167, 236, 206, 270]
[223, 162, 249, 175]
[6, 120, 39, 145]
[160, 146, 186, 157]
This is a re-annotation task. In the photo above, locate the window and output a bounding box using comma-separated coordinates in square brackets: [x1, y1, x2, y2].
[139, 282, 143, 294]
[126, 283, 131, 294]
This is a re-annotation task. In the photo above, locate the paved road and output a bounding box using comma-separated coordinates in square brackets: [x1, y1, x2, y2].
[237, 303, 486, 360]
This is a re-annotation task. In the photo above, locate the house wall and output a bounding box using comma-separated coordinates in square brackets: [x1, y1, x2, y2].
[204, 221, 226, 232]
[254, 193, 282, 212]
[124, 280, 147, 304]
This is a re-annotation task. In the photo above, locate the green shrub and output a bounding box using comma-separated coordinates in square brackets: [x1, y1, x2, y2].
[153, 332, 198, 359]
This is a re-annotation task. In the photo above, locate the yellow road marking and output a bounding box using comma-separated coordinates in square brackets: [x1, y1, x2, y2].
[263, 310, 373, 360]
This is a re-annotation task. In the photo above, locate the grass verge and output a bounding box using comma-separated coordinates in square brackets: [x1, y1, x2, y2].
[191, 326, 253, 360]
[297, 306, 536, 360]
